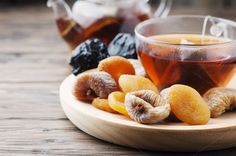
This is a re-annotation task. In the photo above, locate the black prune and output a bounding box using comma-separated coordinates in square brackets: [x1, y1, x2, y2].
[70, 38, 109, 75]
[108, 33, 137, 59]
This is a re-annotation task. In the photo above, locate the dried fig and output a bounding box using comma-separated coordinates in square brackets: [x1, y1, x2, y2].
[74, 71, 118, 101]
[204, 87, 236, 118]
[125, 90, 170, 124]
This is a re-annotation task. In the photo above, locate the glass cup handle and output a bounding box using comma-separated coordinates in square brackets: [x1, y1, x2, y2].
[154, 0, 172, 18]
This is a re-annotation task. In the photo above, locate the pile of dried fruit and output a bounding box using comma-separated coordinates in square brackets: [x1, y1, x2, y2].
[69, 34, 236, 125]
[70, 33, 137, 76]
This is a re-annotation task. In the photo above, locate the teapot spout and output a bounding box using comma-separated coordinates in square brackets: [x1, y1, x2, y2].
[47, 0, 72, 19]
[47, 0, 85, 50]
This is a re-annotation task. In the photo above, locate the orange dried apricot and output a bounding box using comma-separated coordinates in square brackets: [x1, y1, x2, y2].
[119, 75, 159, 94]
[92, 98, 116, 113]
[108, 91, 129, 116]
[98, 56, 135, 82]
[161, 84, 210, 125]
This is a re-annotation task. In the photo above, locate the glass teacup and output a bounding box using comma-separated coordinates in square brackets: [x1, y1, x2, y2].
[135, 15, 236, 94]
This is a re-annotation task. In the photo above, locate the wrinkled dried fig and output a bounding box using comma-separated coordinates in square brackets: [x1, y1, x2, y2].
[125, 90, 170, 124]
[204, 87, 236, 118]
[74, 71, 118, 101]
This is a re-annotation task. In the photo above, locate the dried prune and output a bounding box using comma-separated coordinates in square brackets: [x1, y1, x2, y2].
[108, 33, 137, 59]
[70, 38, 109, 75]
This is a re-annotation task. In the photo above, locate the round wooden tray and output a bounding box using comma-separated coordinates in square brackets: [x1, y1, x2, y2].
[60, 74, 236, 152]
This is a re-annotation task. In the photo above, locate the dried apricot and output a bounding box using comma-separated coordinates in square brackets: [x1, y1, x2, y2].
[119, 75, 159, 94]
[74, 71, 118, 102]
[92, 98, 116, 113]
[161, 84, 210, 125]
[98, 56, 135, 82]
[108, 91, 129, 116]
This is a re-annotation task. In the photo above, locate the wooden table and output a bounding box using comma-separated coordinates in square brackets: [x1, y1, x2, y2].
[0, 6, 235, 155]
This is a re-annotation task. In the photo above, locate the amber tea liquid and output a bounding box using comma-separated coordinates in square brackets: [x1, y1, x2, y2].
[138, 34, 236, 94]
[57, 14, 149, 50]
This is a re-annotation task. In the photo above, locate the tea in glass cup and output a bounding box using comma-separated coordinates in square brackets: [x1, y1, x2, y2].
[135, 16, 236, 94]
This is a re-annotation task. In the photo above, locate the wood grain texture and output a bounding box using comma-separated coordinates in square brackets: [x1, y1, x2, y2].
[0, 5, 236, 156]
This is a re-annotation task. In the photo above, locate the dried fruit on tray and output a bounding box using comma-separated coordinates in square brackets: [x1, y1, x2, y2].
[98, 56, 135, 82]
[119, 75, 159, 94]
[108, 91, 128, 116]
[70, 38, 109, 75]
[74, 71, 118, 101]
[108, 33, 137, 59]
[161, 84, 210, 125]
[125, 90, 170, 124]
[69, 39, 235, 125]
[204, 87, 236, 118]
[92, 98, 116, 113]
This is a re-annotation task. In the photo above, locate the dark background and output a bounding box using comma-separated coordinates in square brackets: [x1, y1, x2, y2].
[0, 0, 236, 8]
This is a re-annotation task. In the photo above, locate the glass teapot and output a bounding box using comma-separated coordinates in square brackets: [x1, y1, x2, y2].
[47, 0, 172, 50]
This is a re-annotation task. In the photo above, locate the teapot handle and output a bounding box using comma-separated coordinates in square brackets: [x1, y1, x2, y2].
[154, 0, 172, 18]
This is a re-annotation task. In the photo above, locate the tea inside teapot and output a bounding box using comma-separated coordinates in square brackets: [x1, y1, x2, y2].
[48, 0, 172, 50]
